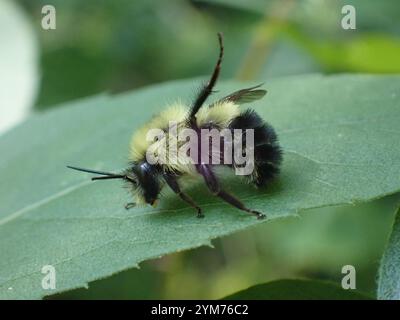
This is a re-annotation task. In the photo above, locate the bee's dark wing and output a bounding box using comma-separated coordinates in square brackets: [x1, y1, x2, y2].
[209, 84, 267, 107]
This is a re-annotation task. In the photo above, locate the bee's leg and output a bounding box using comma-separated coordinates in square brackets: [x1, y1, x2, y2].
[163, 173, 204, 218]
[189, 33, 224, 124]
[197, 164, 265, 219]
[125, 202, 136, 210]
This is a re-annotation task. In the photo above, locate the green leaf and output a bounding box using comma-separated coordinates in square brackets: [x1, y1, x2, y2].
[1, 74, 400, 299]
[378, 207, 400, 300]
[222, 279, 373, 300]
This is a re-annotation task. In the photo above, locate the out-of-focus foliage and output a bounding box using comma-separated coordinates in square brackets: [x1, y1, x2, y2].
[222, 279, 372, 300]
[19, 0, 259, 108]
[19, 0, 400, 109]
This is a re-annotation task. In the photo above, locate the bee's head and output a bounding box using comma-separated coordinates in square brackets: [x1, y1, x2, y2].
[67, 163, 160, 207]
[125, 162, 160, 206]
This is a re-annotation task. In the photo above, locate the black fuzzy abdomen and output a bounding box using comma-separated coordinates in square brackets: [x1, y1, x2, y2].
[228, 109, 282, 187]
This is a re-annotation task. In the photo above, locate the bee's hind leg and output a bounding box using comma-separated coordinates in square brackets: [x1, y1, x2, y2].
[197, 164, 265, 220]
[163, 173, 203, 218]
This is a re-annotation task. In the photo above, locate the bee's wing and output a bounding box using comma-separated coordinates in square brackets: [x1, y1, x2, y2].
[210, 84, 267, 107]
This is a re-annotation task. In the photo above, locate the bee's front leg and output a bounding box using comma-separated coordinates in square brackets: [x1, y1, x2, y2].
[163, 173, 203, 218]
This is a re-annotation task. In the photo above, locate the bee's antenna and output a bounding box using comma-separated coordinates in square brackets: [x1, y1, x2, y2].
[67, 165, 126, 181]
[91, 175, 126, 181]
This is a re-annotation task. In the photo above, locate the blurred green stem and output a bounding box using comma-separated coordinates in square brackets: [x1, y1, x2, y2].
[235, 0, 296, 81]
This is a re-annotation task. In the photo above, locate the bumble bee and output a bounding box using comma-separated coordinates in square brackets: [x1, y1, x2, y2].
[68, 33, 282, 219]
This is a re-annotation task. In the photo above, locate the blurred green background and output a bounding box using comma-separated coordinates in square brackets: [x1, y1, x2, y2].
[4, 0, 399, 298]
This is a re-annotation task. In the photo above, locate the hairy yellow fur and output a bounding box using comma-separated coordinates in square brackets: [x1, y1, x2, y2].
[129, 101, 240, 176]
[129, 102, 187, 161]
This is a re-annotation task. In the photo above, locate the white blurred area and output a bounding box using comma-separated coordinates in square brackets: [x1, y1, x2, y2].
[0, 0, 39, 135]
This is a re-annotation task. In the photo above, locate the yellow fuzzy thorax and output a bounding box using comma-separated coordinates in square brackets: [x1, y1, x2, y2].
[129, 101, 240, 173]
